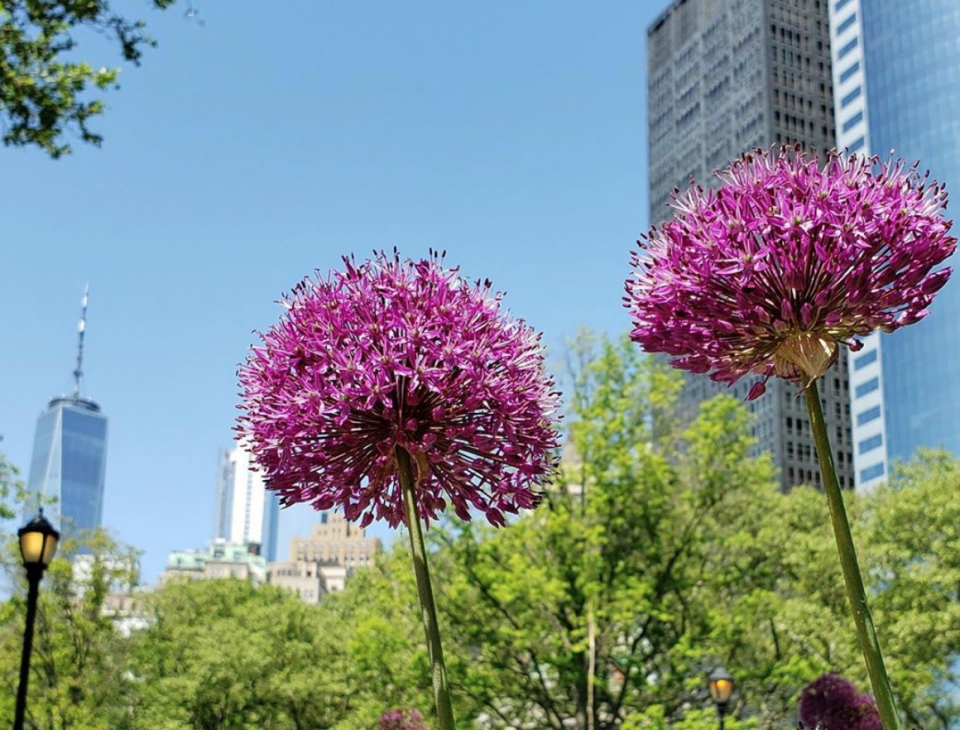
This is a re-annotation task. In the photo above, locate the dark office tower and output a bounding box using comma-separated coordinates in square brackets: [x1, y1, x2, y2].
[26, 288, 108, 537]
[646, 0, 854, 492]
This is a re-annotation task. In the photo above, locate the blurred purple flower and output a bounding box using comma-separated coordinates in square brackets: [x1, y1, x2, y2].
[798, 674, 882, 730]
[238, 251, 560, 529]
[379, 709, 429, 730]
[626, 148, 956, 399]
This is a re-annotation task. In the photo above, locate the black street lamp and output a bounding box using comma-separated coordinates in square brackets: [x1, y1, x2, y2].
[708, 666, 735, 730]
[13, 511, 60, 730]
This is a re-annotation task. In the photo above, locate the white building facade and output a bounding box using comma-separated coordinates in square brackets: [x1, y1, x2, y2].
[214, 446, 281, 562]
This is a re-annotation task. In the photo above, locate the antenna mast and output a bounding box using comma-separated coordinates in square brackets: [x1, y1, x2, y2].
[72, 286, 89, 399]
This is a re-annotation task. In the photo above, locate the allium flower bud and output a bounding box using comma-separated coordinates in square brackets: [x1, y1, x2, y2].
[238, 251, 560, 528]
[379, 709, 429, 730]
[798, 674, 882, 730]
[626, 148, 956, 398]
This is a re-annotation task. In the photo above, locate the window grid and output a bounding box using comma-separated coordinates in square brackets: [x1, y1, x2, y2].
[854, 350, 878, 370]
[857, 405, 881, 426]
[836, 13, 857, 35]
[856, 377, 879, 398]
[840, 61, 860, 83]
[843, 110, 864, 132]
[839, 37, 859, 59]
[858, 433, 883, 454]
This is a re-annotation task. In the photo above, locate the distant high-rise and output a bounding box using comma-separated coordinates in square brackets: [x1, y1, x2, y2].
[214, 445, 280, 562]
[267, 512, 383, 603]
[26, 287, 109, 537]
[287, 512, 382, 573]
[646, 0, 855, 492]
[828, 0, 960, 490]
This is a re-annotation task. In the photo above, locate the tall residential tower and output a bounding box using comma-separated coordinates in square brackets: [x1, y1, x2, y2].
[214, 445, 280, 562]
[26, 287, 108, 537]
[646, 0, 855, 492]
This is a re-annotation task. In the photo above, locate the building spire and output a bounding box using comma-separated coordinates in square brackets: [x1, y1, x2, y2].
[72, 285, 89, 399]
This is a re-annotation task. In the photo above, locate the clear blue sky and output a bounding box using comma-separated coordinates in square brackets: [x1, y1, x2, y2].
[0, 1, 662, 582]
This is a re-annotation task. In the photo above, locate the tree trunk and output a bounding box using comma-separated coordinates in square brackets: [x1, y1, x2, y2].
[587, 601, 597, 730]
[575, 653, 589, 730]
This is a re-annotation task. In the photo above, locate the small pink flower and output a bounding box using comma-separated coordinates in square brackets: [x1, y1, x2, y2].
[626, 147, 956, 398]
[799, 674, 881, 730]
[238, 251, 560, 528]
[379, 709, 429, 730]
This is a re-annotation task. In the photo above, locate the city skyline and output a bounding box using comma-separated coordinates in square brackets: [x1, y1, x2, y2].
[3, 0, 959, 583]
[0, 2, 660, 582]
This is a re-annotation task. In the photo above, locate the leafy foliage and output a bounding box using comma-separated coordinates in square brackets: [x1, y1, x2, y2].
[0, 0, 176, 157]
[0, 530, 141, 729]
[433, 334, 789, 729]
[0, 437, 25, 523]
[4, 339, 960, 729]
[131, 579, 353, 730]
[862, 451, 960, 730]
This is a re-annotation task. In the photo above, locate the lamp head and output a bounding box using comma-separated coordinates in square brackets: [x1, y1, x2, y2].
[18, 511, 60, 571]
[709, 666, 734, 707]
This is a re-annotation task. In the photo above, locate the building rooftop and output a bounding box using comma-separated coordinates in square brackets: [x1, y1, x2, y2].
[165, 541, 267, 571]
[47, 395, 101, 412]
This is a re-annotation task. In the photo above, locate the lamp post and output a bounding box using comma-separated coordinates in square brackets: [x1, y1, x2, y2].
[13, 511, 60, 730]
[708, 666, 735, 730]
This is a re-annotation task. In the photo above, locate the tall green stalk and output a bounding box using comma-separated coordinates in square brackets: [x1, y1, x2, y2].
[802, 376, 901, 730]
[396, 446, 457, 730]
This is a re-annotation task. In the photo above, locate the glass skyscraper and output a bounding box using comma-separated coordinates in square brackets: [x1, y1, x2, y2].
[830, 0, 960, 488]
[26, 396, 108, 537]
[26, 288, 108, 537]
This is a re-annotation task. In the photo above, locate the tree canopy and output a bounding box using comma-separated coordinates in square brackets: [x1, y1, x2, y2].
[0, 0, 176, 157]
[2, 335, 960, 728]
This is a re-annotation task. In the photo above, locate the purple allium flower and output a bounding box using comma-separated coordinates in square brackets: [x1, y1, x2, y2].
[379, 709, 429, 730]
[798, 674, 883, 730]
[238, 251, 560, 529]
[626, 148, 956, 398]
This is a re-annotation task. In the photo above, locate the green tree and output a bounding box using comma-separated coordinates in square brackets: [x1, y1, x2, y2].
[861, 451, 960, 730]
[433, 334, 786, 729]
[0, 0, 177, 157]
[325, 548, 447, 729]
[0, 445, 141, 729]
[131, 578, 355, 730]
[693, 479, 862, 727]
[0, 532, 141, 729]
[705, 449, 960, 730]
[6, 381, 960, 729]
[0, 438, 26, 523]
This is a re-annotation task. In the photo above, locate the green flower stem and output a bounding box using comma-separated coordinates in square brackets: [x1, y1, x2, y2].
[396, 446, 457, 730]
[802, 376, 901, 730]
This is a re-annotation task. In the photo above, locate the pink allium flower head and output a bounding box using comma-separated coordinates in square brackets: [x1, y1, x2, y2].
[237, 251, 560, 529]
[379, 709, 429, 730]
[626, 148, 956, 399]
[798, 674, 881, 730]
